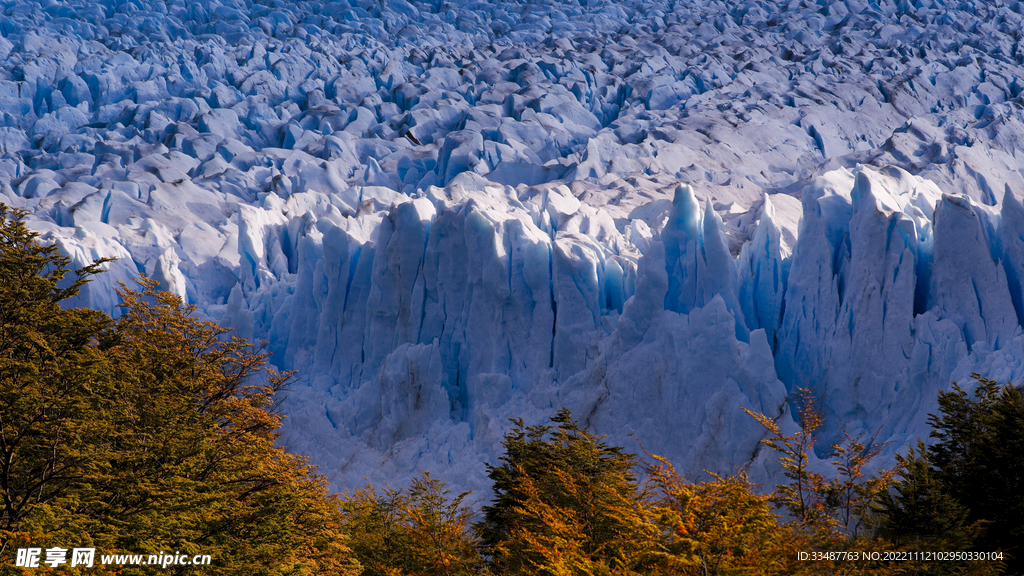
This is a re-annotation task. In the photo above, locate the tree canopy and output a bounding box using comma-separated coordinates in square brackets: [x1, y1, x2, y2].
[878, 374, 1022, 575]
[0, 205, 360, 575]
[341, 471, 485, 576]
[477, 408, 660, 575]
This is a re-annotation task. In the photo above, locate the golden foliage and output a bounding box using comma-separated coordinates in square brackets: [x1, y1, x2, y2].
[340, 472, 485, 576]
[1, 207, 359, 575]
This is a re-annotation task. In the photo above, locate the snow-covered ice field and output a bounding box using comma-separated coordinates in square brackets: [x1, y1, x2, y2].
[4, 0, 1024, 491]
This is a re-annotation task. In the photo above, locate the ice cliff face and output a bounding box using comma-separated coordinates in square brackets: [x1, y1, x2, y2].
[248, 167, 1024, 491]
[250, 178, 795, 489]
[6, 0, 1024, 490]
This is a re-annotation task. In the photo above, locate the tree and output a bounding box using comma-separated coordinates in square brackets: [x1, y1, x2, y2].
[0, 205, 116, 557]
[817, 424, 895, 539]
[743, 386, 831, 531]
[743, 387, 906, 576]
[402, 473, 485, 576]
[340, 484, 410, 576]
[744, 386, 894, 540]
[0, 205, 360, 575]
[878, 374, 1022, 575]
[477, 409, 659, 575]
[643, 453, 785, 576]
[876, 442, 984, 572]
[928, 376, 1023, 568]
[340, 471, 485, 576]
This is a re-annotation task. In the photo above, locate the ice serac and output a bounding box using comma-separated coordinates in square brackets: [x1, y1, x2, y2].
[52, 226, 137, 317]
[777, 168, 932, 447]
[737, 194, 789, 349]
[577, 239, 788, 477]
[929, 193, 1018, 352]
[771, 165, 1024, 454]
[361, 198, 437, 385]
[662, 184, 747, 341]
[817, 169, 922, 441]
[1000, 186, 1024, 327]
[264, 181, 673, 487]
[373, 341, 450, 449]
[774, 169, 854, 406]
[247, 167, 811, 490]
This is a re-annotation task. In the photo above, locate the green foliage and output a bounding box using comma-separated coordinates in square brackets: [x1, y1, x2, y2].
[0, 205, 360, 575]
[878, 374, 1021, 575]
[341, 471, 485, 576]
[477, 409, 659, 575]
[0, 205, 117, 557]
[1, 202, 116, 557]
[876, 442, 985, 576]
[96, 281, 360, 576]
[930, 376, 1023, 569]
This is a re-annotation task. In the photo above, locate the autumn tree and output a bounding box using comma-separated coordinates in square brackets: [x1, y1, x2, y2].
[0, 205, 114, 559]
[744, 386, 896, 541]
[0, 205, 360, 575]
[477, 409, 659, 575]
[643, 453, 785, 576]
[341, 471, 485, 576]
[340, 484, 409, 575]
[743, 387, 831, 532]
[402, 473, 485, 576]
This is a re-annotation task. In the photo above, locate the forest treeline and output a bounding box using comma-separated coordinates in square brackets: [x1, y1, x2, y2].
[1, 204, 1021, 575]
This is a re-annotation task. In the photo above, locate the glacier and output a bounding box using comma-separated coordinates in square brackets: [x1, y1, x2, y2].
[4, 0, 1024, 492]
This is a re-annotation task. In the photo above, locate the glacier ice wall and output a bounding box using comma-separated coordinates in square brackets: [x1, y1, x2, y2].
[258, 178, 796, 490]
[206, 166, 1024, 492]
[35, 161, 1020, 493]
[263, 167, 1024, 492]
